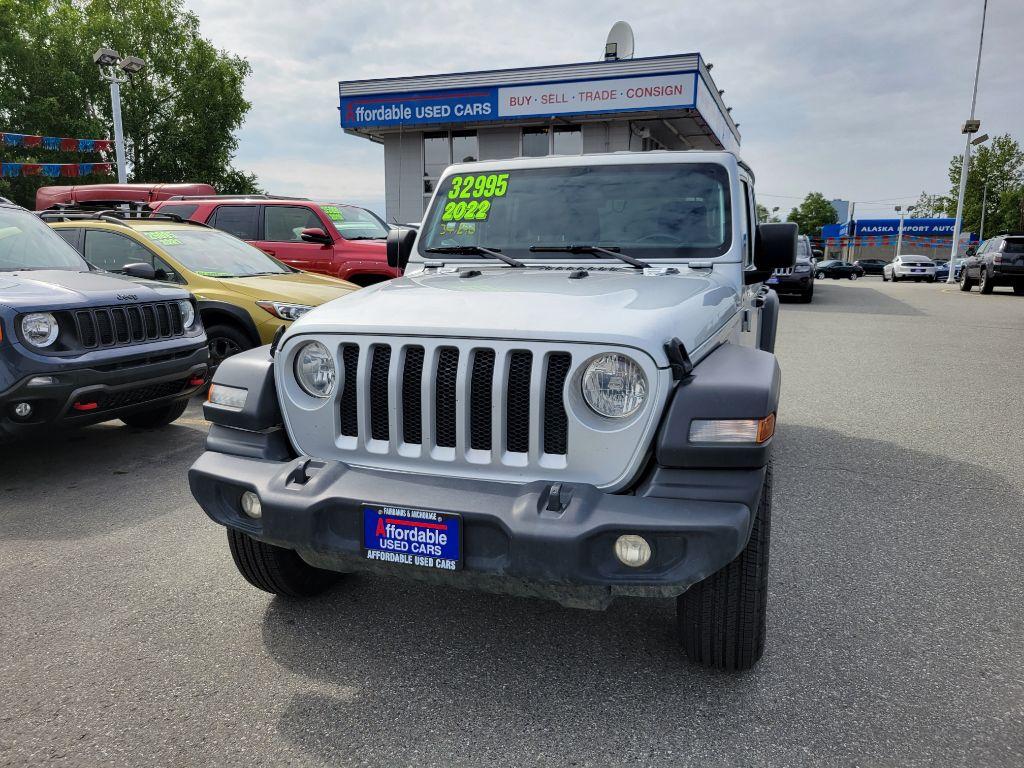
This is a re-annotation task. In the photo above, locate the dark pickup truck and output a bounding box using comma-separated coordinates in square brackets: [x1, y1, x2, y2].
[0, 201, 209, 440]
[959, 234, 1024, 295]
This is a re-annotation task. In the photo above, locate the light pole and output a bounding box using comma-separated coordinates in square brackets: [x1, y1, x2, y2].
[947, 0, 988, 283]
[93, 48, 146, 184]
[895, 205, 916, 259]
[972, 133, 991, 240]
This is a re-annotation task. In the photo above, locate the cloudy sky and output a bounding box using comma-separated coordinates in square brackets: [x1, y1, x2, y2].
[184, 0, 1022, 221]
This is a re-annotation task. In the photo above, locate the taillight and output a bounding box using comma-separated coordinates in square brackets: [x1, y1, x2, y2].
[993, 253, 1002, 264]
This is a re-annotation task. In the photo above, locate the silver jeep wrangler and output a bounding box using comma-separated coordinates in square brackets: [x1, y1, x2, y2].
[189, 151, 796, 671]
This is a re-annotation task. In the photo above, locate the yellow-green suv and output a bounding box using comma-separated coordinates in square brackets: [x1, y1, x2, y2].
[46, 211, 358, 369]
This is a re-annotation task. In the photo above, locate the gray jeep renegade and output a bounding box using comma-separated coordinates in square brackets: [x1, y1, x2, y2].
[189, 151, 795, 671]
[0, 201, 208, 440]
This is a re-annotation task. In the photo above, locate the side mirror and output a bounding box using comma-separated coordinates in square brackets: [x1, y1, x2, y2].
[754, 222, 798, 271]
[122, 262, 156, 280]
[300, 227, 332, 245]
[387, 227, 417, 271]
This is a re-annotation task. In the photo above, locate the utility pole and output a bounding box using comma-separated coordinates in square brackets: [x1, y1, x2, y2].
[947, 0, 988, 282]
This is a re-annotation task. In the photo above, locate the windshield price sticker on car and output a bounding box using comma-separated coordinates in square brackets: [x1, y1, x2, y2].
[441, 173, 509, 221]
[362, 505, 462, 571]
[146, 230, 182, 246]
[321, 205, 344, 223]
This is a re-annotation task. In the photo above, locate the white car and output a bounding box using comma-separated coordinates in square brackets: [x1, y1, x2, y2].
[883, 254, 936, 283]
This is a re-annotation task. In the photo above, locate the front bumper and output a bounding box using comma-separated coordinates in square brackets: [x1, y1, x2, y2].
[189, 450, 763, 609]
[0, 343, 208, 438]
[767, 273, 812, 293]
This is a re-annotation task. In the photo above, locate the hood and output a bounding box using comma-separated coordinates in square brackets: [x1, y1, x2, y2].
[0, 269, 188, 312]
[289, 267, 740, 365]
[212, 271, 358, 306]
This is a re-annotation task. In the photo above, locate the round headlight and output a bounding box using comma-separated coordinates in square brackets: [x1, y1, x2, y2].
[294, 341, 336, 398]
[21, 312, 59, 348]
[178, 300, 195, 329]
[581, 353, 648, 418]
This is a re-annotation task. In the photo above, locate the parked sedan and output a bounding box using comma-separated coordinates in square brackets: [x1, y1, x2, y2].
[934, 259, 963, 282]
[815, 260, 863, 279]
[853, 258, 889, 276]
[882, 254, 936, 282]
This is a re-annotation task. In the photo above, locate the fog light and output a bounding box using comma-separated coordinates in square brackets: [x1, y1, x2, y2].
[240, 491, 262, 519]
[13, 402, 32, 418]
[28, 376, 56, 386]
[614, 534, 652, 568]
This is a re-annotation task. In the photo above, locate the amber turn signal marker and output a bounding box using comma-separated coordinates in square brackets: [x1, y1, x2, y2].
[756, 413, 776, 443]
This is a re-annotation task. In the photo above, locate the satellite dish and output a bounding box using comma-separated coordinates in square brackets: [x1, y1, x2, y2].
[604, 21, 635, 61]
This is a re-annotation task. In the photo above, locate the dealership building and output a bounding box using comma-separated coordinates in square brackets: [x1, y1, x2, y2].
[338, 53, 740, 223]
[821, 218, 975, 261]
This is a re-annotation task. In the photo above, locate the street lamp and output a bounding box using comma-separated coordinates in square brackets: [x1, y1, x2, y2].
[895, 205, 916, 258]
[971, 134, 991, 240]
[947, 0, 989, 283]
[93, 47, 147, 184]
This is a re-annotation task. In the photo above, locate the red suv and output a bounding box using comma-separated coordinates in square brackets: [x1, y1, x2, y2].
[152, 196, 398, 286]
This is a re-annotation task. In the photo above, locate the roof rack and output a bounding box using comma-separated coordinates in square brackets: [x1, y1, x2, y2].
[38, 209, 212, 228]
[165, 193, 310, 201]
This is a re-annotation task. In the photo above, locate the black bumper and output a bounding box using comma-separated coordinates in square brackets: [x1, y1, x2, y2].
[767, 274, 812, 294]
[189, 449, 764, 609]
[0, 343, 208, 438]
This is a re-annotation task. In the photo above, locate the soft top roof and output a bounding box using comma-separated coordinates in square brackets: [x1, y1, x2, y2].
[35, 183, 216, 211]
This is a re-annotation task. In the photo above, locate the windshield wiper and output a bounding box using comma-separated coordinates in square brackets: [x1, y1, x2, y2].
[426, 245, 524, 268]
[529, 244, 651, 269]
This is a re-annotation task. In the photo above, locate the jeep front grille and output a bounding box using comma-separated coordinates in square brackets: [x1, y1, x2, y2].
[336, 341, 571, 457]
[73, 301, 184, 349]
[279, 336, 667, 491]
[772, 268, 793, 276]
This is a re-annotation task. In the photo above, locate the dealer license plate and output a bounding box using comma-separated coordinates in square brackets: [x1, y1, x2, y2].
[766, 276, 779, 284]
[362, 504, 462, 571]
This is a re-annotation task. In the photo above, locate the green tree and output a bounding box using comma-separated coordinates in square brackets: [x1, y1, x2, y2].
[946, 134, 1024, 236]
[756, 203, 781, 223]
[786, 192, 837, 237]
[0, 0, 260, 207]
[909, 192, 948, 218]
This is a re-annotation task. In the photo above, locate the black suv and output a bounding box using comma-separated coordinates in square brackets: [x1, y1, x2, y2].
[0, 201, 208, 440]
[767, 234, 814, 301]
[959, 234, 1024, 295]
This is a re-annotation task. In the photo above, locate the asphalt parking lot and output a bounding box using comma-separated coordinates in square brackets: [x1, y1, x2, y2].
[2, 278, 1022, 768]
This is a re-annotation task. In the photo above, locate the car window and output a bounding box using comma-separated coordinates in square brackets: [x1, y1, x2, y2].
[264, 206, 323, 242]
[317, 203, 389, 240]
[54, 228, 80, 249]
[84, 230, 157, 272]
[1002, 239, 1024, 253]
[208, 205, 259, 240]
[157, 203, 200, 220]
[139, 227, 290, 276]
[0, 207, 89, 271]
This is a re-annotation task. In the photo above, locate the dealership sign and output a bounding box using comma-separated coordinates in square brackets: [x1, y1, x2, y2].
[853, 218, 956, 236]
[340, 72, 697, 129]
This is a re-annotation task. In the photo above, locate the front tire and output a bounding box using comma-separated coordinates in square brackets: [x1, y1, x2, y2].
[227, 528, 342, 598]
[882, 271, 889, 282]
[815, 271, 825, 279]
[678, 464, 772, 671]
[1013, 283, 1024, 296]
[959, 270, 973, 291]
[120, 398, 189, 428]
[206, 324, 254, 374]
[979, 268, 994, 294]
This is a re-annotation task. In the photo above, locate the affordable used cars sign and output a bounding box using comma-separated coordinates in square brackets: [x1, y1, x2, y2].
[340, 72, 697, 128]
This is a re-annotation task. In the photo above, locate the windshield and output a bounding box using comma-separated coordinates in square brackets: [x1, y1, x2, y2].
[418, 163, 732, 260]
[141, 228, 290, 277]
[0, 207, 90, 271]
[318, 204, 389, 240]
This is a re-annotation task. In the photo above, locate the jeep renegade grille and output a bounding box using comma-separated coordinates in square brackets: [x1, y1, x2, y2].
[72, 301, 185, 349]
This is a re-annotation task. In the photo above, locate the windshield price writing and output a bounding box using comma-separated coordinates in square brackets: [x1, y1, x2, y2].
[442, 173, 509, 221]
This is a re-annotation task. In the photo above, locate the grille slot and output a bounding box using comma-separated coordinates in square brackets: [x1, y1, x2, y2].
[339, 344, 360, 437]
[543, 353, 572, 455]
[70, 301, 185, 349]
[369, 345, 391, 441]
[99, 378, 188, 410]
[469, 349, 495, 451]
[506, 351, 533, 453]
[402, 346, 425, 444]
[434, 347, 459, 448]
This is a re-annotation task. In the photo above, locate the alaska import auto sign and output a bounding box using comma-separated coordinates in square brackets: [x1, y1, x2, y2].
[340, 71, 697, 129]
